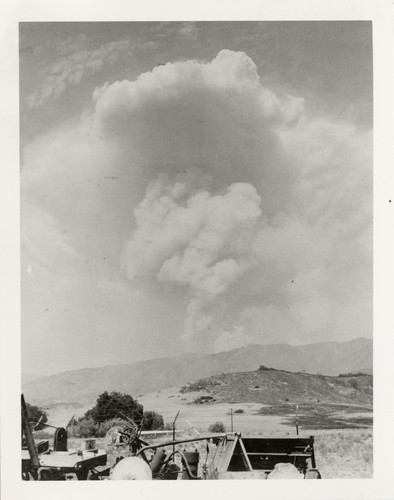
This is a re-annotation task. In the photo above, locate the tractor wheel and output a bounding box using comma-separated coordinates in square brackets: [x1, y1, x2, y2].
[122, 424, 138, 444]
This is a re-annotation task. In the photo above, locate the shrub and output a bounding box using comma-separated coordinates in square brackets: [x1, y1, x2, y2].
[258, 365, 276, 371]
[208, 421, 226, 433]
[143, 411, 164, 430]
[234, 409, 244, 414]
[69, 413, 167, 438]
[193, 395, 214, 404]
[68, 417, 99, 438]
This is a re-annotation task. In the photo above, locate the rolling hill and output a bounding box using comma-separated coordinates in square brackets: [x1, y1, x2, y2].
[22, 337, 372, 406]
[181, 369, 373, 405]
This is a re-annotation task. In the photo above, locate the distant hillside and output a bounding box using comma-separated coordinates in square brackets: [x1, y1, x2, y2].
[22, 337, 372, 406]
[22, 372, 43, 385]
[181, 369, 373, 405]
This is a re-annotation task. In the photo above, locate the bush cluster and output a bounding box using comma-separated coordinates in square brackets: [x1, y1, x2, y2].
[67, 392, 165, 438]
[258, 365, 275, 371]
[193, 395, 214, 404]
[208, 421, 226, 433]
[68, 417, 131, 438]
[142, 411, 164, 430]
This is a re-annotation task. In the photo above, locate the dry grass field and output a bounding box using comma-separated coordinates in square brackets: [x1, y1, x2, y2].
[308, 429, 372, 478]
[65, 428, 372, 479]
[45, 386, 372, 479]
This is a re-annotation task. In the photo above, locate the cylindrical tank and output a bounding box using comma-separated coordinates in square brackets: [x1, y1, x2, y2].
[150, 449, 166, 475]
[111, 457, 153, 480]
[181, 451, 200, 479]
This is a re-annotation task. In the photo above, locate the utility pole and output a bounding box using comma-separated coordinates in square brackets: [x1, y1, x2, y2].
[295, 404, 299, 435]
[230, 408, 233, 432]
[172, 410, 180, 456]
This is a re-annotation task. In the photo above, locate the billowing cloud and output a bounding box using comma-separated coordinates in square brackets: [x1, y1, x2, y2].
[21, 48, 372, 371]
[90, 49, 304, 211]
[122, 177, 263, 343]
[123, 179, 262, 289]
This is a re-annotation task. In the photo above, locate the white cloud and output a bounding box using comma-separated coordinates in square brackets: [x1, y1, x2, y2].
[21, 49, 372, 366]
[92, 49, 303, 131]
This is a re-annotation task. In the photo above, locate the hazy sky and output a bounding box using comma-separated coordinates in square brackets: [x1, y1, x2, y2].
[20, 22, 373, 376]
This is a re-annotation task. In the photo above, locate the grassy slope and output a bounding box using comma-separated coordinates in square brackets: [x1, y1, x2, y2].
[181, 369, 373, 430]
[182, 369, 373, 405]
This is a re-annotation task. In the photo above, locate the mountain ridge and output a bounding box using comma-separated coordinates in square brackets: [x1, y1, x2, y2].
[23, 337, 372, 406]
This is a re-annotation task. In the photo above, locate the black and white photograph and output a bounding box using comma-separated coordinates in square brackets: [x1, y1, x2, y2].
[1, 0, 393, 498]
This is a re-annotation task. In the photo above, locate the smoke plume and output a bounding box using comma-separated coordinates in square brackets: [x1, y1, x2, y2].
[123, 176, 263, 344]
[22, 48, 372, 362]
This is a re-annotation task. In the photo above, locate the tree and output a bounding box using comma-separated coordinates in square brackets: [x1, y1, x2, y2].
[25, 403, 48, 430]
[208, 421, 226, 433]
[84, 391, 143, 424]
[143, 411, 164, 430]
[258, 365, 274, 371]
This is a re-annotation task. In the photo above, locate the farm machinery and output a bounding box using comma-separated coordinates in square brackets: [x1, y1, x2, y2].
[22, 394, 321, 480]
[132, 433, 321, 479]
[21, 395, 108, 480]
